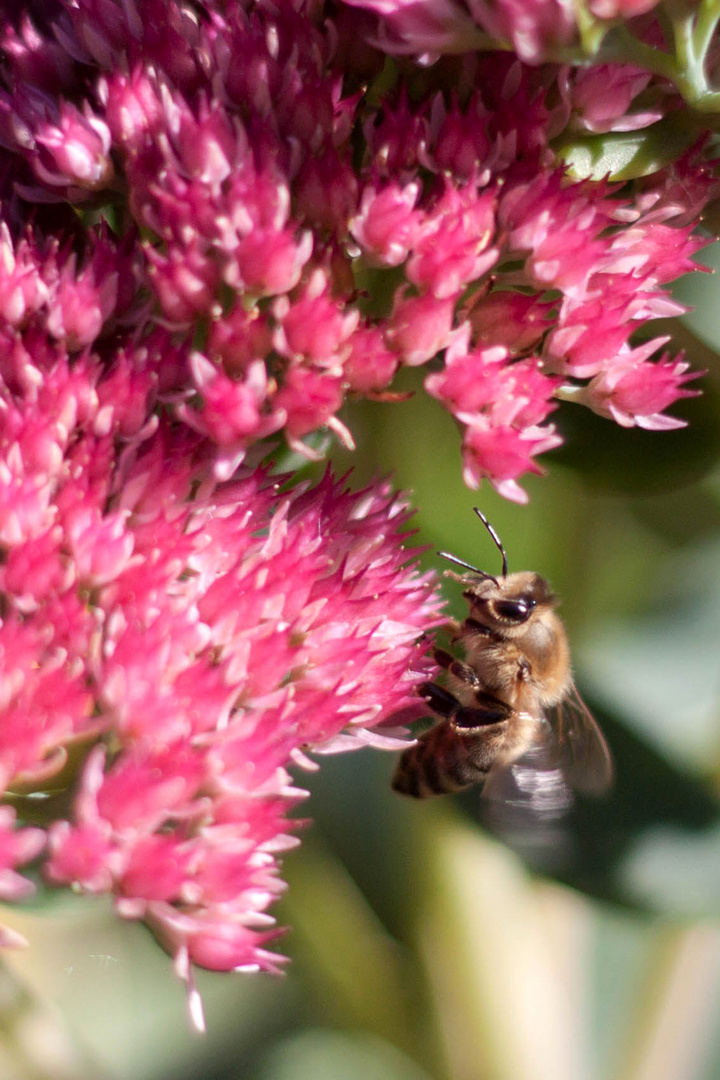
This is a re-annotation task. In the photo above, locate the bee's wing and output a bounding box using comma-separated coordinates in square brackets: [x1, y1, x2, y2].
[478, 718, 574, 857]
[481, 716, 573, 820]
[550, 683, 613, 796]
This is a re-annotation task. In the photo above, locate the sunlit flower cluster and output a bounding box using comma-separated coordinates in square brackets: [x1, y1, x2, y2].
[0, 313, 440, 1008]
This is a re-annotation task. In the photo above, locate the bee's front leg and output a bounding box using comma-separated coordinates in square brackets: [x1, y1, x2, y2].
[433, 648, 481, 692]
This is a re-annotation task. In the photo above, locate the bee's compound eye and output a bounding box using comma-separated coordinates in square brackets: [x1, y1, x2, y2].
[495, 598, 534, 622]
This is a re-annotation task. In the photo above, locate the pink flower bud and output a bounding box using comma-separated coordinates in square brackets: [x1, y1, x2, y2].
[350, 181, 422, 267]
[407, 184, 498, 299]
[467, 291, 553, 355]
[64, 506, 134, 586]
[145, 243, 220, 326]
[232, 227, 313, 297]
[386, 291, 457, 366]
[274, 271, 359, 365]
[45, 252, 118, 349]
[0, 225, 48, 327]
[273, 365, 345, 438]
[34, 101, 113, 190]
[343, 326, 398, 393]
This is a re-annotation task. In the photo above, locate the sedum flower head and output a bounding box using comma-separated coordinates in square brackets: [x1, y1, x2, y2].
[0, 322, 441, 1011]
[0, 1, 711, 504]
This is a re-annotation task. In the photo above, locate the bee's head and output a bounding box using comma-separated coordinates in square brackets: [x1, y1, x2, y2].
[459, 570, 556, 631]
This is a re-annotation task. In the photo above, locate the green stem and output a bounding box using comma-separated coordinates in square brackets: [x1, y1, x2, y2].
[588, 3, 720, 113]
[599, 25, 678, 82]
[692, 0, 720, 61]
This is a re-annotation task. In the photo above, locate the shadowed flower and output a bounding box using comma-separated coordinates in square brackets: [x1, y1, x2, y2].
[8, 3, 715, 500]
[0, 3, 709, 499]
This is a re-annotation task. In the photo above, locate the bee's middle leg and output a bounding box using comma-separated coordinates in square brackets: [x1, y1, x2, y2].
[418, 680, 512, 729]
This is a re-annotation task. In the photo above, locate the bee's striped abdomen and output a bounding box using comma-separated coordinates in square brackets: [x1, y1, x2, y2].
[392, 720, 504, 799]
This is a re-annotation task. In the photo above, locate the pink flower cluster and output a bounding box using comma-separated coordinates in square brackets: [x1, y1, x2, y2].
[0, 307, 440, 1005]
[0, 1, 711, 504]
[0, 0, 714, 1010]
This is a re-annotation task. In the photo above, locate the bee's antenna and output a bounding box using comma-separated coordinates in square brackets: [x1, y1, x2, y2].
[437, 551, 499, 585]
[473, 508, 508, 578]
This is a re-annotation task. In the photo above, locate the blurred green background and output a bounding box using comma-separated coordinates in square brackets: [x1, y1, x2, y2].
[3, 250, 720, 1080]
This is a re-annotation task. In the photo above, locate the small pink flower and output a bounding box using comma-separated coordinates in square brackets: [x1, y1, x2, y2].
[45, 251, 118, 350]
[430, 93, 493, 181]
[569, 64, 658, 134]
[461, 421, 562, 503]
[343, 326, 398, 393]
[580, 350, 700, 430]
[103, 68, 167, 154]
[232, 226, 314, 298]
[546, 296, 637, 378]
[95, 353, 157, 439]
[1, 526, 73, 609]
[206, 305, 273, 377]
[425, 340, 513, 417]
[499, 172, 611, 299]
[46, 821, 117, 894]
[149, 906, 286, 976]
[365, 89, 430, 176]
[0, 225, 48, 327]
[604, 221, 705, 287]
[179, 352, 284, 450]
[406, 184, 498, 299]
[1, 14, 75, 95]
[145, 242, 220, 326]
[273, 271, 360, 366]
[426, 330, 559, 428]
[294, 150, 359, 234]
[64, 505, 135, 586]
[273, 366, 346, 442]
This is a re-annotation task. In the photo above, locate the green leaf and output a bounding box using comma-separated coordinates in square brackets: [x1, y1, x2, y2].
[558, 122, 697, 181]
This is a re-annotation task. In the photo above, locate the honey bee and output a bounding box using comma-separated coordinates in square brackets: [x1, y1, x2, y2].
[392, 510, 612, 815]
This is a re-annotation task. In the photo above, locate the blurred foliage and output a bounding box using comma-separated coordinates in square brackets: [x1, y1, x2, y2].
[3, 267, 720, 1080]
